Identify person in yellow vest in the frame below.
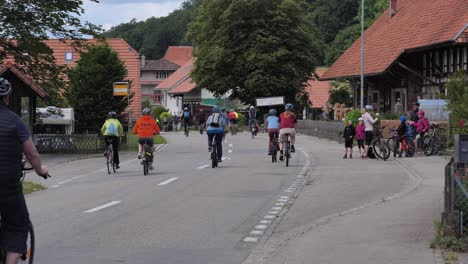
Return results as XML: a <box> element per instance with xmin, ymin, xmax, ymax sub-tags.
<box><xmin>101</xmin><ymin>111</ymin><xmax>124</xmax><ymax>169</ymax></box>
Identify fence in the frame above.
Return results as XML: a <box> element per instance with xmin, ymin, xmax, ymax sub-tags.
<box><xmin>297</xmin><ymin>120</ymin><xmax>343</xmax><ymax>143</ymax></box>
<box><xmin>444</xmin><ymin>158</ymin><xmax>468</xmax><ymax>235</ymax></box>
<box><xmin>34</xmin><ymin>134</ymin><xmax>105</xmax><ymax>154</ymax></box>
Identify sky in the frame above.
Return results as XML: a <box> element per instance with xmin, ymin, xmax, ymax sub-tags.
<box><xmin>81</xmin><ymin>0</ymin><xmax>186</xmax><ymax>31</ymax></box>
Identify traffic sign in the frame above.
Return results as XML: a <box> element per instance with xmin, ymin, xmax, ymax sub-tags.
<box><xmin>256</xmin><ymin>96</ymin><xmax>285</xmax><ymax>107</ymax></box>
<box><xmin>113</xmin><ymin>82</ymin><xmax>129</xmax><ymax>96</ymax></box>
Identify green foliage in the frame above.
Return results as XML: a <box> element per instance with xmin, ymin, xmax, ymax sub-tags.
<box><xmin>237</xmin><ymin>113</ymin><xmax>246</xmax><ymax>128</ymax></box>
<box><xmin>23</xmin><ymin>181</ymin><xmax>47</xmax><ymax>195</ymax></box>
<box><xmin>431</xmin><ymin>220</ymin><xmax>468</xmax><ymax>253</ymax></box>
<box><xmin>160</xmin><ymin>111</ymin><xmax>173</xmax><ymax>121</ymax></box>
<box><xmin>189</xmin><ymin>0</ymin><xmax>323</xmax><ymax>105</ymax></box>
<box><xmin>330</xmin><ymin>80</ymin><xmax>353</xmax><ymax>107</ymax></box>
<box><xmin>125</xmin><ymin>134</ymin><xmax>166</xmax><ymax>151</ymax></box>
<box><xmin>141</xmin><ymin>99</ymin><xmax>151</xmax><ymax>110</ymax></box>
<box><xmin>66</xmin><ymin>44</ymin><xmax>128</xmax><ymax>133</ymax></box>
<box><xmin>446</xmin><ymin>72</ymin><xmax>468</xmax><ymax>120</ymax></box>
<box><xmin>152</xmin><ymin>106</ymin><xmax>169</xmax><ymax>120</ymax></box>
<box><xmin>346</xmin><ymin>109</ymin><xmax>362</xmax><ymax>125</ymax></box>
<box><xmin>0</xmin><ymin>0</ymin><xmax>102</xmax><ymax>106</ymax></box>
<box><xmin>103</xmin><ymin>0</ymin><xmax>202</xmax><ymax>59</ymax></box>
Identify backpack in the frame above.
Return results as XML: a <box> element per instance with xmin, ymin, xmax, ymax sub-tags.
<box><xmin>210</xmin><ymin>113</ymin><xmax>221</xmax><ymax>128</ymax></box>
<box><xmin>183</xmin><ymin>111</ymin><xmax>190</xmax><ymax>119</ymax></box>
<box><xmin>229</xmin><ymin>112</ymin><xmax>237</xmax><ymax>120</ymax></box>
<box><xmin>406</xmin><ymin>123</ymin><xmax>414</xmax><ymax>138</ymax></box>
<box><xmin>106</xmin><ymin>121</ymin><xmax>118</xmax><ymax>136</ymax></box>
<box><xmin>368</xmin><ymin>147</ymin><xmax>376</xmax><ymax>159</ymax></box>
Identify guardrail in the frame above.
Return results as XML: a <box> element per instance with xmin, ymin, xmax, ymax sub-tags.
<box><xmin>297</xmin><ymin>120</ymin><xmax>343</xmax><ymax>143</ymax></box>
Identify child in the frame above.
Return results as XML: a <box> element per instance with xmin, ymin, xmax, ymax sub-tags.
<box><xmin>355</xmin><ymin>117</ymin><xmax>365</xmax><ymax>158</ymax></box>
<box><xmin>396</xmin><ymin>115</ymin><xmax>408</xmax><ymax>157</ymax></box>
<box><xmin>343</xmin><ymin>119</ymin><xmax>356</xmax><ymax>159</ymax></box>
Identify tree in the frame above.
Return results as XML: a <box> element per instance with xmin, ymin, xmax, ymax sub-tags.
<box><xmin>446</xmin><ymin>71</ymin><xmax>468</xmax><ymax>120</ymax></box>
<box><xmin>188</xmin><ymin>0</ymin><xmax>323</xmax><ymax>105</ymax></box>
<box><xmin>0</xmin><ymin>0</ymin><xmax>102</xmax><ymax>104</ymax></box>
<box><xmin>329</xmin><ymin>80</ymin><xmax>353</xmax><ymax>107</ymax></box>
<box><xmin>66</xmin><ymin>44</ymin><xmax>128</xmax><ymax>133</ymax></box>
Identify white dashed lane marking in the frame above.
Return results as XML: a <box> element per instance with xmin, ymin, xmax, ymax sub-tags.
<box><xmin>198</xmin><ymin>165</ymin><xmax>210</xmax><ymax>169</ymax></box>
<box><xmin>158</xmin><ymin>177</ymin><xmax>178</xmax><ymax>186</ymax></box>
<box><xmin>84</xmin><ymin>201</ymin><xmax>121</xmax><ymax>213</ymax></box>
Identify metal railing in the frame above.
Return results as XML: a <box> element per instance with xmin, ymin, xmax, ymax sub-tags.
<box><xmin>297</xmin><ymin>120</ymin><xmax>343</xmax><ymax>143</ymax></box>
<box><xmin>444</xmin><ymin>158</ymin><xmax>468</xmax><ymax>235</ymax></box>
<box><xmin>34</xmin><ymin>134</ymin><xmax>105</xmax><ymax>154</ymax></box>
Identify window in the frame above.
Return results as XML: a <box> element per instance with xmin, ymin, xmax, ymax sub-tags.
<box><xmin>154</xmin><ymin>71</ymin><xmax>169</xmax><ymax>80</ymax></box>
<box><xmin>65</xmin><ymin>51</ymin><xmax>73</xmax><ymax>62</ymax></box>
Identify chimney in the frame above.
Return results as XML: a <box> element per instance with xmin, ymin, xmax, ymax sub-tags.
<box><xmin>141</xmin><ymin>55</ymin><xmax>146</xmax><ymax>68</ymax></box>
<box><xmin>390</xmin><ymin>0</ymin><xmax>398</xmax><ymax>17</ymax></box>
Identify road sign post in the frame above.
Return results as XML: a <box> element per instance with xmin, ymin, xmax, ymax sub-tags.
<box><xmin>255</xmin><ymin>96</ymin><xmax>285</xmax><ymax>107</ymax></box>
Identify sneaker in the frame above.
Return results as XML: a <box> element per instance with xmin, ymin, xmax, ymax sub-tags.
<box><xmin>268</xmin><ymin>151</ymin><xmax>272</xmax><ymax>156</ymax></box>
<box><xmin>137</xmin><ymin>154</ymin><xmax>142</xmax><ymax>159</ymax></box>
<box><xmin>149</xmin><ymin>164</ymin><xmax>154</xmax><ymax>170</ymax></box>
<box><xmin>279</xmin><ymin>155</ymin><xmax>284</xmax><ymax>161</ymax></box>
<box><xmin>343</xmin><ymin>155</ymin><xmax>347</xmax><ymax>159</ymax></box>
<box><xmin>350</xmin><ymin>154</ymin><xmax>353</xmax><ymax>159</ymax></box>
<box><xmin>291</xmin><ymin>145</ymin><xmax>296</xmax><ymax>153</ymax></box>
<box><xmin>116</xmin><ymin>164</ymin><xmax>120</xmax><ymax>169</ymax></box>
<box><xmin>218</xmin><ymin>158</ymin><xmax>223</xmax><ymax>163</ymax></box>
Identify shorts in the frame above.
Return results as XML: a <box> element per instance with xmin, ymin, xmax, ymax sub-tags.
<box><xmin>0</xmin><ymin>194</ymin><xmax>30</xmax><ymax>254</ymax></box>
<box><xmin>345</xmin><ymin>139</ymin><xmax>353</xmax><ymax>148</ymax></box>
<box><xmin>365</xmin><ymin>131</ymin><xmax>373</xmax><ymax>146</ymax></box>
<box><xmin>229</xmin><ymin>119</ymin><xmax>238</xmax><ymax>125</ymax></box>
<box><xmin>138</xmin><ymin>137</ymin><xmax>154</xmax><ymax>148</ymax></box>
<box><xmin>279</xmin><ymin>128</ymin><xmax>296</xmax><ymax>143</ymax></box>
<box><xmin>357</xmin><ymin>139</ymin><xmax>365</xmax><ymax>149</ymax></box>
<box><xmin>416</xmin><ymin>132</ymin><xmax>425</xmax><ymax>140</ymax></box>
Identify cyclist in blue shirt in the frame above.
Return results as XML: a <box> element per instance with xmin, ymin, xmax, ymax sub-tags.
<box><xmin>207</xmin><ymin>106</ymin><xmax>227</xmax><ymax>162</ymax></box>
<box><xmin>265</xmin><ymin>109</ymin><xmax>280</xmax><ymax>155</ymax></box>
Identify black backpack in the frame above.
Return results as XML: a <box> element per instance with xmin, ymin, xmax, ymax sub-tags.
<box><xmin>210</xmin><ymin>113</ymin><xmax>221</xmax><ymax>127</ymax></box>
<box><xmin>368</xmin><ymin>147</ymin><xmax>376</xmax><ymax>159</ymax></box>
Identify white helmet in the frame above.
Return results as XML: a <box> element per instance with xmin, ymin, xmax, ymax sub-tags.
<box><xmin>365</xmin><ymin>105</ymin><xmax>373</xmax><ymax>111</ymax></box>
<box><xmin>250</xmin><ymin>106</ymin><xmax>254</xmax><ymax>109</ymax></box>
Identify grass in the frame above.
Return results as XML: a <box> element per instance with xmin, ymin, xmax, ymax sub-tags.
<box><xmin>23</xmin><ymin>181</ymin><xmax>47</xmax><ymax>195</ymax></box>
<box><xmin>125</xmin><ymin>134</ymin><xmax>167</xmax><ymax>151</ymax></box>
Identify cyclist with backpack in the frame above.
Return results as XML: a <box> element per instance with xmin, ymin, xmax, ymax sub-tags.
<box><xmin>265</xmin><ymin>109</ymin><xmax>279</xmax><ymax>155</ymax></box>
<box><xmin>101</xmin><ymin>111</ymin><xmax>124</xmax><ymax>169</ymax></box>
<box><xmin>182</xmin><ymin>107</ymin><xmax>191</xmax><ymax>136</ymax></box>
<box><xmin>279</xmin><ymin>104</ymin><xmax>297</xmax><ymax>161</ymax></box>
<box><xmin>132</xmin><ymin>108</ymin><xmax>160</xmax><ymax>170</ymax></box>
<box><xmin>207</xmin><ymin>106</ymin><xmax>227</xmax><ymax>162</ymax></box>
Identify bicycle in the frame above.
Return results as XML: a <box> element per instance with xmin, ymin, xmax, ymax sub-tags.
<box><xmin>423</xmin><ymin>123</ymin><xmax>441</xmax><ymax>156</ymax></box>
<box><xmin>0</xmin><ymin>161</ymin><xmax>50</xmax><ymax>264</ymax></box>
<box><xmin>387</xmin><ymin>128</ymin><xmax>415</xmax><ymax>158</ymax></box>
<box><xmin>372</xmin><ymin>126</ymin><xmax>390</xmax><ymax>161</ymax></box>
<box><xmin>104</xmin><ymin>138</ymin><xmax>116</xmax><ymax>174</ymax></box>
<box><xmin>283</xmin><ymin>134</ymin><xmax>292</xmax><ymax>167</ymax></box>
<box><xmin>210</xmin><ymin>137</ymin><xmax>218</xmax><ymax>168</ymax></box>
<box><xmin>270</xmin><ymin>133</ymin><xmax>279</xmax><ymax>163</ymax></box>
<box><xmin>141</xmin><ymin>140</ymin><xmax>154</xmax><ymax>176</ymax></box>
<box><xmin>184</xmin><ymin>122</ymin><xmax>190</xmax><ymax>137</ymax></box>
<box><xmin>230</xmin><ymin>122</ymin><xmax>238</xmax><ymax>136</ymax></box>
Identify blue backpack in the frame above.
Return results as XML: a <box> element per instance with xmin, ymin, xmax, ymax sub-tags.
<box><xmin>183</xmin><ymin>111</ymin><xmax>190</xmax><ymax>119</ymax></box>
<box><xmin>406</xmin><ymin>123</ymin><xmax>414</xmax><ymax>138</ymax></box>
<box><xmin>106</xmin><ymin>122</ymin><xmax>118</xmax><ymax>136</ymax></box>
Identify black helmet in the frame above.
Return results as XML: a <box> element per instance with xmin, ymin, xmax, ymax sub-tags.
<box><xmin>0</xmin><ymin>78</ymin><xmax>12</xmax><ymax>97</ymax></box>
<box><xmin>108</xmin><ymin>111</ymin><xmax>117</xmax><ymax>118</ymax></box>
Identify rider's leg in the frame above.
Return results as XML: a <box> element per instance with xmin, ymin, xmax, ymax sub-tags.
<box><xmin>112</xmin><ymin>137</ymin><xmax>120</xmax><ymax>167</ymax></box>
<box><xmin>138</xmin><ymin>143</ymin><xmax>143</xmax><ymax>159</ymax></box>
<box><xmin>207</xmin><ymin>132</ymin><xmax>214</xmax><ymax>152</ymax></box>
<box><xmin>215</xmin><ymin>133</ymin><xmax>223</xmax><ymax>160</ymax></box>
<box><xmin>6</xmin><ymin>252</ymin><xmax>21</xmax><ymax>264</ymax></box>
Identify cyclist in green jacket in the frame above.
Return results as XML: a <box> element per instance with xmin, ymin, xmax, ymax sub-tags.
<box><xmin>101</xmin><ymin>112</ymin><xmax>124</xmax><ymax>169</ymax></box>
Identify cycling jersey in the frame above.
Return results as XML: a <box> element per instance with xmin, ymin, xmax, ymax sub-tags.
<box><xmin>133</xmin><ymin>116</ymin><xmax>160</xmax><ymax>138</ymax></box>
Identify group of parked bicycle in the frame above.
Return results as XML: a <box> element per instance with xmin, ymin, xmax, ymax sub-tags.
<box><xmin>342</xmin><ymin>102</ymin><xmax>440</xmax><ymax>161</ymax></box>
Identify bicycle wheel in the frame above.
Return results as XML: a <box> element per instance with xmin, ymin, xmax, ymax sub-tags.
<box><xmin>431</xmin><ymin>136</ymin><xmax>441</xmax><ymax>155</ymax></box>
<box><xmin>271</xmin><ymin>142</ymin><xmax>277</xmax><ymax>163</ymax></box>
<box><xmin>211</xmin><ymin>149</ymin><xmax>217</xmax><ymax>168</ymax></box>
<box><xmin>285</xmin><ymin>141</ymin><xmax>290</xmax><ymax>167</ymax></box>
<box><xmin>143</xmin><ymin>159</ymin><xmax>149</xmax><ymax>176</ymax></box>
<box><xmin>20</xmin><ymin>223</ymin><xmax>35</xmax><ymax>264</ymax></box>
<box><xmin>423</xmin><ymin>136</ymin><xmax>433</xmax><ymax>156</ymax></box>
<box><xmin>106</xmin><ymin>149</ymin><xmax>112</xmax><ymax>174</ymax></box>
<box><xmin>406</xmin><ymin>140</ymin><xmax>415</xmax><ymax>157</ymax></box>
<box><xmin>387</xmin><ymin>138</ymin><xmax>398</xmax><ymax>158</ymax></box>
<box><xmin>373</xmin><ymin>140</ymin><xmax>390</xmax><ymax>161</ymax></box>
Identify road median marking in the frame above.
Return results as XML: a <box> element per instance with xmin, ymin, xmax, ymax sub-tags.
<box><xmin>198</xmin><ymin>165</ymin><xmax>210</xmax><ymax>169</ymax></box>
<box><xmin>158</xmin><ymin>177</ymin><xmax>178</xmax><ymax>186</ymax></box>
<box><xmin>84</xmin><ymin>201</ymin><xmax>121</xmax><ymax>213</ymax></box>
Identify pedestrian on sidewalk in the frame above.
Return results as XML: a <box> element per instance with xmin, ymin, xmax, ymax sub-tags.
<box><xmin>356</xmin><ymin>117</ymin><xmax>365</xmax><ymax>158</ymax></box>
<box><xmin>362</xmin><ymin>105</ymin><xmax>379</xmax><ymax>159</ymax></box>
<box><xmin>343</xmin><ymin>119</ymin><xmax>356</xmax><ymax>159</ymax></box>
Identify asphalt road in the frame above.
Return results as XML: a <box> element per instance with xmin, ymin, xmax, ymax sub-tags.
<box><xmin>26</xmin><ymin>131</ymin><xmax>308</xmax><ymax>264</ymax></box>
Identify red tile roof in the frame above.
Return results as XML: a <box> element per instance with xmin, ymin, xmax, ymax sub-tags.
<box><xmin>163</xmin><ymin>46</ymin><xmax>193</xmax><ymax>66</ymax></box>
<box><xmin>159</xmin><ymin>59</ymin><xmax>197</xmax><ymax>94</ymax></box>
<box><xmin>141</xmin><ymin>58</ymin><xmax>180</xmax><ymax>71</ymax></box>
<box><xmin>305</xmin><ymin>69</ymin><xmax>331</xmax><ymax>108</ymax></box>
<box><xmin>0</xmin><ymin>62</ymin><xmax>48</xmax><ymax>99</ymax></box>
<box><xmin>322</xmin><ymin>0</ymin><xmax>468</xmax><ymax>80</ymax></box>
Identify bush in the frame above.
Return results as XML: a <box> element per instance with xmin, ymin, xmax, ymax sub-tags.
<box><xmin>152</xmin><ymin>106</ymin><xmax>168</xmax><ymax>121</ymax></box>
<box><xmin>160</xmin><ymin>111</ymin><xmax>173</xmax><ymax>121</ymax></box>
<box><xmin>237</xmin><ymin>113</ymin><xmax>246</xmax><ymax>128</ymax></box>
<box><xmin>345</xmin><ymin>109</ymin><xmax>362</xmax><ymax>125</ymax></box>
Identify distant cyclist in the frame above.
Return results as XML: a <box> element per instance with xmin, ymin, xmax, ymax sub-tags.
<box><xmin>207</xmin><ymin>106</ymin><xmax>227</xmax><ymax>162</ymax></box>
<box><xmin>279</xmin><ymin>104</ymin><xmax>297</xmax><ymax>161</ymax></box>
<box><xmin>198</xmin><ymin>109</ymin><xmax>206</xmax><ymax>135</ymax></box>
<box><xmin>133</xmin><ymin>108</ymin><xmax>160</xmax><ymax>170</ymax></box>
<box><xmin>248</xmin><ymin>105</ymin><xmax>257</xmax><ymax>131</ymax></box>
<box><xmin>221</xmin><ymin>109</ymin><xmax>229</xmax><ymax>141</ymax></box>
<box><xmin>101</xmin><ymin>111</ymin><xmax>124</xmax><ymax>169</ymax></box>
<box><xmin>182</xmin><ymin>107</ymin><xmax>191</xmax><ymax>136</ymax></box>
<box><xmin>0</xmin><ymin>77</ymin><xmax>49</xmax><ymax>264</ymax></box>
<box><xmin>265</xmin><ymin>109</ymin><xmax>279</xmax><ymax>155</ymax></box>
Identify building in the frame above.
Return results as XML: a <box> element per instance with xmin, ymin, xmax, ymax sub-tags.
<box><xmin>305</xmin><ymin>69</ymin><xmax>331</xmax><ymax>110</ymax></box>
<box><xmin>322</xmin><ymin>0</ymin><xmax>468</xmax><ymax>113</ymax></box>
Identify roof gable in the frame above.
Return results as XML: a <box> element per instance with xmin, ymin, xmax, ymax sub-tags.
<box><xmin>305</xmin><ymin>69</ymin><xmax>331</xmax><ymax>108</ymax></box>
<box><xmin>322</xmin><ymin>0</ymin><xmax>468</xmax><ymax>80</ymax></box>
<box><xmin>141</xmin><ymin>58</ymin><xmax>180</xmax><ymax>71</ymax></box>
<box><xmin>163</xmin><ymin>46</ymin><xmax>193</xmax><ymax>66</ymax></box>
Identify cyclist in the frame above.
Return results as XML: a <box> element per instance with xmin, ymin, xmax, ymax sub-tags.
<box><xmin>413</xmin><ymin>110</ymin><xmax>429</xmax><ymax>155</ymax></box>
<box><xmin>362</xmin><ymin>105</ymin><xmax>379</xmax><ymax>159</ymax></box>
<box><xmin>228</xmin><ymin>109</ymin><xmax>238</xmax><ymax>135</ymax></box>
<box><xmin>265</xmin><ymin>109</ymin><xmax>279</xmax><ymax>155</ymax></box>
<box><xmin>207</xmin><ymin>106</ymin><xmax>227</xmax><ymax>162</ymax></box>
<box><xmin>248</xmin><ymin>105</ymin><xmax>257</xmax><ymax>131</ymax></box>
<box><xmin>132</xmin><ymin>108</ymin><xmax>160</xmax><ymax>170</ymax></box>
<box><xmin>279</xmin><ymin>104</ymin><xmax>297</xmax><ymax>161</ymax></box>
<box><xmin>197</xmin><ymin>109</ymin><xmax>206</xmax><ymax>135</ymax></box>
<box><xmin>101</xmin><ymin>111</ymin><xmax>124</xmax><ymax>169</ymax></box>
<box><xmin>0</xmin><ymin>77</ymin><xmax>48</xmax><ymax>264</ymax></box>
<box><xmin>221</xmin><ymin>109</ymin><xmax>229</xmax><ymax>141</ymax></box>
<box><xmin>182</xmin><ymin>107</ymin><xmax>191</xmax><ymax>136</ymax></box>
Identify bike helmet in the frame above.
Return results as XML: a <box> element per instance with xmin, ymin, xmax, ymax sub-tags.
<box><xmin>285</xmin><ymin>103</ymin><xmax>294</xmax><ymax>111</ymax></box>
<box><xmin>400</xmin><ymin>115</ymin><xmax>407</xmax><ymax>122</ymax></box>
<box><xmin>418</xmin><ymin>110</ymin><xmax>425</xmax><ymax>116</ymax></box>
<box><xmin>212</xmin><ymin>106</ymin><xmax>220</xmax><ymax>113</ymax></box>
<box><xmin>108</xmin><ymin>111</ymin><xmax>117</xmax><ymax>118</ymax></box>
<box><xmin>250</xmin><ymin>106</ymin><xmax>255</xmax><ymax>109</ymax></box>
<box><xmin>0</xmin><ymin>77</ymin><xmax>12</xmax><ymax>97</ymax></box>
<box><xmin>268</xmin><ymin>109</ymin><xmax>277</xmax><ymax>116</ymax></box>
<box><xmin>142</xmin><ymin>108</ymin><xmax>151</xmax><ymax>115</ymax></box>
<box><xmin>358</xmin><ymin>117</ymin><xmax>364</xmax><ymax>121</ymax></box>
<box><xmin>184</xmin><ymin>107</ymin><xmax>189</xmax><ymax>111</ymax></box>
<box><xmin>365</xmin><ymin>105</ymin><xmax>373</xmax><ymax>111</ymax></box>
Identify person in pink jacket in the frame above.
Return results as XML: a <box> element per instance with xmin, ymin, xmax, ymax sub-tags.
<box><xmin>355</xmin><ymin>117</ymin><xmax>366</xmax><ymax>158</ymax></box>
<box><xmin>412</xmin><ymin>110</ymin><xmax>429</xmax><ymax>154</ymax></box>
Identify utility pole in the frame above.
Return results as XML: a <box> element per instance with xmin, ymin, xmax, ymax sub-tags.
<box><xmin>360</xmin><ymin>0</ymin><xmax>365</xmax><ymax>110</ymax></box>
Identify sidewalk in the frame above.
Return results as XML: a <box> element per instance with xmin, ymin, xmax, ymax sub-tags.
<box><xmin>245</xmin><ymin>135</ymin><xmax>448</xmax><ymax>264</ymax></box>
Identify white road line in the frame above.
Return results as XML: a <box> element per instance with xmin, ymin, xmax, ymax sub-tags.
<box><xmin>228</xmin><ymin>150</ymin><xmax>233</xmax><ymax>153</ymax></box>
<box><xmin>268</xmin><ymin>211</ymin><xmax>280</xmax><ymax>215</ymax></box>
<box><xmin>229</xmin><ymin>144</ymin><xmax>233</xmax><ymax>147</ymax></box>
<box><xmin>275</xmin><ymin>202</ymin><xmax>285</xmax><ymax>206</ymax></box>
<box><xmin>280</xmin><ymin>196</ymin><xmax>289</xmax><ymax>199</ymax></box>
<box><xmin>264</xmin><ymin>215</ymin><xmax>276</xmax><ymax>219</ymax></box>
<box><xmin>51</xmin><ymin>185</ymin><xmax>60</xmax><ymax>188</ymax></box>
<box><xmin>243</xmin><ymin>237</ymin><xmax>258</xmax><ymax>243</ymax></box>
<box><xmin>158</xmin><ymin>177</ymin><xmax>178</xmax><ymax>186</ymax></box>
<box><xmin>222</xmin><ymin>157</ymin><xmax>228</xmax><ymax>161</ymax></box>
<box><xmin>198</xmin><ymin>165</ymin><xmax>209</xmax><ymax>169</ymax></box>
<box><xmin>272</xmin><ymin>207</ymin><xmax>282</xmax><ymax>210</ymax></box>
<box><xmin>255</xmin><ymin>225</ymin><xmax>268</xmax><ymax>229</ymax></box>
<box><xmin>84</xmin><ymin>201</ymin><xmax>121</xmax><ymax>213</ymax></box>
<box><xmin>260</xmin><ymin>220</ymin><xmax>272</xmax><ymax>224</ymax></box>
<box><xmin>58</xmin><ymin>181</ymin><xmax>66</xmax><ymax>185</ymax></box>
<box><xmin>250</xmin><ymin>230</ymin><xmax>264</xmax><ymax>235</ymax></box>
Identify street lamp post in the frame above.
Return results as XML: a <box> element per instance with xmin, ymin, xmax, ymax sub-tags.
<box><xmin>360</xmin><ymin>0</ymin><xmax>365</xmax><ymax>110</ymax></box>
